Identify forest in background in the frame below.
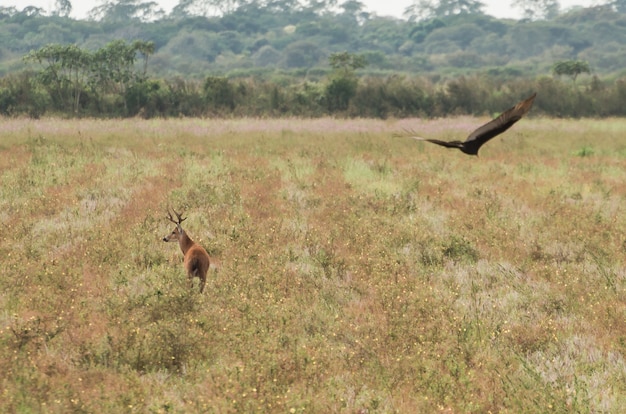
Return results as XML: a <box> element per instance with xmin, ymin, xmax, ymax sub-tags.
<box><xmin>1</xmin><ymin>1</ymin><xmax>626</xmax><ymax>118</ymax></box>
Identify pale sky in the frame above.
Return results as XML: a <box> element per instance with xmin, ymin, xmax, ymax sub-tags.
<box><xmin>4</xmin><ymin>0</ymin><xmax>599</xmax><ymax>20</ymax></box>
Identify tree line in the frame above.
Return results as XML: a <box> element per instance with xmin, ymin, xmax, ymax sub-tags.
<box><xmin>2</xmin><ymin>2</ymin><xmax>626</xmax><ymax>81</ymax></box>
<box><xmin>1</xmin><ymin>40</ymin><xmax>625</xmax><ymax>119</ymax></box>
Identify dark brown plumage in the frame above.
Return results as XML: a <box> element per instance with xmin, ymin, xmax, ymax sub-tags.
<box><xmin>405</xmin><ymin>93</ymin><xmax>536</xmax><ymax>156</ymax></box>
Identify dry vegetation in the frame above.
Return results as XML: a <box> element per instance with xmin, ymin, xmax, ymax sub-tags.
<box><xmin>1</xmin><ymin>116</ymin><xmax>625</xmax><ymax>413</ymax></box>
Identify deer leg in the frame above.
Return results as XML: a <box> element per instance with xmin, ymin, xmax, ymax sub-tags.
<box><xmin>188</xmin><ymin>267</ymin><xmax>202</xmax><ymax>292</ymax></box>
<box><xmin>199</xmin><ymin>275</ymin><xmax>206</xmax><ymax>293</ymax></box>
<box><xmin>187</xmin><ymin>273</ymin><xmax>194</xmax><ymax>291</ymax></box>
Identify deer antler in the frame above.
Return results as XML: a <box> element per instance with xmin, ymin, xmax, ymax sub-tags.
<box><xmin>166</xmin><ymin>208</ymin><xmax>187</xmax><ymax>225</ymax></box>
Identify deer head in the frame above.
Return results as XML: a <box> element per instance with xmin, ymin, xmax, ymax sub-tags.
<box><xmin>163</xmin><ymin>208</ymin><xmax>187</xmax><ymax>242</ymax></box>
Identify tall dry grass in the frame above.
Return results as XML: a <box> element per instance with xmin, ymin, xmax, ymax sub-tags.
<box><xmin>0</xmin><ymin>116</ymin><xmax>625</xmax><ymax>412</ymax></box>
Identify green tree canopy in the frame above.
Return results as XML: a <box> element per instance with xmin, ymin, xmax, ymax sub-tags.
<box><xmin>552</xmin><ymin>59</ymin><xmax>590</xmax><ymax>82</ymax></box>
<box><xmin>88</xmin><ymin>0</ymin><xmax>164</xmax><ymax>22</ymax></box>
<box><xmin>53</xmin><ymin>0</ymin><xmax>72</xmax><ymax>17</ymax></box>
<box><xmin>404</xmin><ymin>0</ymin><xmax>485</xmax><ymax>21</ymax></box>
<box><xmin>511</xmin><ymin>0</ymin><xmax>560</xmax><ymax>20</ymax></box>
<box><xmin>24</xmin><ymin>43</ymin><xmax>90</xmax><ymax>112</ymax></box>
<box><xmin>328</xmin><ymin>51</ymin><xmax>367</xmax><ymax>72</ymax></box>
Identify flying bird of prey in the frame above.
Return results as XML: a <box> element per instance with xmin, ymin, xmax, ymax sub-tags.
<box><xmin>403</xmin><ymin>93</ymin><xmax>536</xmax><ymax>156</ymax></box>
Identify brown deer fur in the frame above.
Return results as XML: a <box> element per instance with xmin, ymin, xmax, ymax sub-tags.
<box><xmin>163</xmin><ymin>210</ymin><xmax>210</xmax><ymax>293</ymax></box>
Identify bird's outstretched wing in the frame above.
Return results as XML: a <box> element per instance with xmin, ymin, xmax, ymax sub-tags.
<box><xmin>462</xmin><ymin>93</ymin><xmax>537</xmax><ymax>154</ymax></box>
<box><xmin>409</xmin><ymin>136</ymin><xmax>464</xmax><ymax>149</ymax></box>
<box><xmin>397</xmin><ymin>92</ymin><xmax>536</xmax><ymax>156</ymax></box>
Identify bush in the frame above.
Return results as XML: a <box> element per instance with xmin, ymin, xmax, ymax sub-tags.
<box><xmin>0</xmin><ymin>71</ymin><xmax>49</xmax><ymax>117</ymax></box>
<box><xmin>325</xmin><ymin>75</ymin><xmax>358</xmax><ymax>112</ymax></box>
<box><xmin>203</xmin><ymin>76</ymin><xmax>235</xmax><ymax>112</ymax></box>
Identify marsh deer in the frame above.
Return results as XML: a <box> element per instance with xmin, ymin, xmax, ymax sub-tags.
<box><xmin>163</xmin><ymin>209</ymin><xmax>210</xmax><ymax>293</ymax></box>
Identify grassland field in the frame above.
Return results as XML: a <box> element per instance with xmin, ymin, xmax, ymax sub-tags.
<box><xmin>0</xmin><ymin>116</ymin><xmax>625</xmax><ymax>413</ymax></box>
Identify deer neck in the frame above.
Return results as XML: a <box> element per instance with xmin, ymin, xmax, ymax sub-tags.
<box><xmin>178</xmin><ymin>229</ymin><xmax>195</xmax><ymax>254</ymax></box>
